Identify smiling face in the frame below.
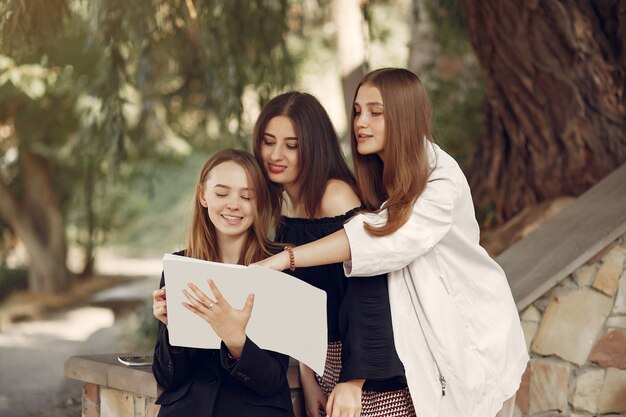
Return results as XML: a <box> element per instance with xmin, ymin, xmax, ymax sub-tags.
<box><xmin>353</xmin><ymin>84</ymin><xmax>386</xmax><ymax>159</ymax></box>
<box><xmin>199</xmin><ymin>160</ymin><xmax>254</xmax><ymax>240</ymax></box>
<box><xmin>259</xmin><ymin>116</ymin><xmax>300</xmax><ymax>186</ymax></box>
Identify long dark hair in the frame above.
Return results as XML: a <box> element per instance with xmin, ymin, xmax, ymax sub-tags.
<box><xmin>186</xmin><ymin>149</ymin><xmax>279</xmax><ymax>264</ymax></box>
<box><xmin>253</xmin><ymin>91</ymin><xmax>357</xmax><ymax>219</ymax></box>
<box><xmin>351</xmin><ymin>68</ymin><xmax>433</xmax><ymax>236</ymax></box>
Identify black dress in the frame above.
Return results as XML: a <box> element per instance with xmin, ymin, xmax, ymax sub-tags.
<box><xmin>275</xmin><ymin>208</ymin><xmax>416</xmax><ymax>416</ymax></box>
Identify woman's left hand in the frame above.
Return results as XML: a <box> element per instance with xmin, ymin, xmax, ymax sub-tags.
<box><xmin>326</xmin><ymin>380</ymin><xmax>364</xmax><ymax>417</ymax></box>
<box><xmin>182</xmin><ymin>279</ymin><xmax>254</xmax><ymax>357</ymax></box>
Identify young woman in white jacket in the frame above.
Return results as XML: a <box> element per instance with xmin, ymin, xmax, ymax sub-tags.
<box><xmin>256</xmin><ymin>68</ymin><xmax>529</xmax><ymax>417</ymax></box>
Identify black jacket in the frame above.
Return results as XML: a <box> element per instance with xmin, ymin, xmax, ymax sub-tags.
<box><xmin>152</xmin><ymin>271</ymin><xmax>295</xmax><ymax>417</ymax></box>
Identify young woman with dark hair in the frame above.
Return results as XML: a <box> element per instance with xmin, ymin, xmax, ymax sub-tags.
<box><xmin>253</xmin><ymin>91</ymin><xmax>415</xmax><ymax>417</ymax></box>
<box><xmin>151</xmin><ymin>149</ymin><xmax>294</xmax><ymax>417</ymax></box>
<box><xmin>256</xmin><ymin>69</ymin><xmax>529</xmax><ymax>417</ymax></box>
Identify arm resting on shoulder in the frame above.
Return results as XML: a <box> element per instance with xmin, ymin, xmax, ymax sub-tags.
<box><xmin>256</xmin><ymin>166</ymin><xmax>458</xmax><ymax>274</ymax></box>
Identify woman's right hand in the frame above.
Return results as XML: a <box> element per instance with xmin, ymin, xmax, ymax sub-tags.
<box><xmin>252</xmin><ymin>251</ymin><xmax>290</xmax><ymax>271</ymax></box>
<box><xmin>152</xmin><ymin>287</ymin><xmax>168</xmax><ymax>325</ymax></box>
<box><xmin>299</xmin><ymin>363</ymin><xmax>327</xmax><ymax>417</ymax></box>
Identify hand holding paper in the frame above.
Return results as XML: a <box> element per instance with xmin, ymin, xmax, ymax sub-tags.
<box><xmin>163</xmin><ymin>254</ymin><xmax>327</xmax><ymax>375</ymax></box>
<box><xmin>182</xmin><ymin>280</ymin><xmax>253</xmax><ymax>357</ymax></box>
<box><xmin>152</xmin><ymin>287</ymin><xmax>168</xmax><ymax>325</ymax></box>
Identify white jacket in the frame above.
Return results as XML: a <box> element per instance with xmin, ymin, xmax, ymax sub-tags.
<box><xmin>343</xmin><ymin>142</ymin><xmax>528</xmax><ymax>417</ymax></box>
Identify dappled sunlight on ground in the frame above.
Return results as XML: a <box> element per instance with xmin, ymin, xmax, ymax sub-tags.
<box><xmin>0</xmin><ymin>307</ymin><xmax>115</xmax><ymax>347</ymax></box>
<box><xmin>95</xmin><ymin>251</ymin><xmax>163</xmax><ymax>277</ymax></box>
<box><xmin>0</xmin><ymin>255</ymin><xmax>159</xmax><ymax>417</ymax></box>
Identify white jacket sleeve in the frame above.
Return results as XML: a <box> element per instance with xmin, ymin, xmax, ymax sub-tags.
<box><xmin>343</xmin><ymin>163</ymin><xmax>459</xmax><ymax>276</ymax></box>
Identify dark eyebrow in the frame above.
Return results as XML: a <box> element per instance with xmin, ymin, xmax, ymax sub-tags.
<box><xmin>262</xmin><ymin>132</ymin><xmax>298</xmax><ymax>141</ymax></box>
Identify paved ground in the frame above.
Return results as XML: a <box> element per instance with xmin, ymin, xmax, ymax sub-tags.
<box><xmin>0</xmin><ymin>257</ymin><xmax>161</xmax><ymax>417</ymax></box>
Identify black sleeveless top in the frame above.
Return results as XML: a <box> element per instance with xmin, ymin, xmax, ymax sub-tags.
<box><xmin>275</xmin><ymin>208</ymin><xmax>407</xmax><ymax>391</ymax></box>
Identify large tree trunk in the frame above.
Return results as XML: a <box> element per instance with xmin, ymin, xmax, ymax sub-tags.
<box><xmin>333</xmin><ymin>0</ymin><xmax>368</xmax><ymax>123</ymax></box>
<box><xmin>0</xmin><ymin>147</ymin><xmax>71</xmax><ymax>293</ymax></box>
<box><xmin>459</xmin><ymin>0</ymin><xmax>626</xmax><ymax>223</ymax></box>
<box><xmin>407</xmin><ymin>0</ymin><xmax>438</xmax><ymax>75</ymax></box>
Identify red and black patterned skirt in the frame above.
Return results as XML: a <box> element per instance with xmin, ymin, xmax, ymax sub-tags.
<box><xmin>316</xmin><ymin>341</ymin><xmax>416</xmax><ymax>417</ymax></box>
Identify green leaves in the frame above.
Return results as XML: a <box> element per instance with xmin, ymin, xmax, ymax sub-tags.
<box><xmin>0</xmin><ymin>0</ymin><xmax>296</xmax><ymax>271</ymax></box>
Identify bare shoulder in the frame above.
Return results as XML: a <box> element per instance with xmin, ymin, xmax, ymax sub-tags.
<box><xmin>319</xmin><ymin>179</ymin><xmax>362</xmax><ymax>217</ymax></box>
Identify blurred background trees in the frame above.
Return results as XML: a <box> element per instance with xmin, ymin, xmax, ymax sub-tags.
<box><xmin>0</xmin><ymin>0</ymin><xmax>295</xmax><ymax>293</ymax></box>
<box><xmin>0</xmin><ymin>0</ymin><xmax>624</xmax><ymax>295</ymax></box>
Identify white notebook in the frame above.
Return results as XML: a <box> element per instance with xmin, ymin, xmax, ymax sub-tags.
<box><xmin>163</xmin><ymin>253</ymin><xmax>327</xmax><ymax>375</ymax></box>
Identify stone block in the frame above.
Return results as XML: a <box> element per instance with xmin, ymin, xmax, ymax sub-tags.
<box><xmin>101</xmin><ymin>388</ymin><xmax>134</xmax><ymax>417</ymax></box>
<box><xmin>108</xmin><ymin>365</ymin><xmax>158</xmax><ymax>398</ymax></box>
<box><xmin>528</xmin><ymin>360</ymin><xmax>570</xmax><ymax>414</ymax></box>
<box><xmin>597</xmin><ymin>368</ymin><xmax>626</xmax><ymax>414</ymax></box>
<box><xmin>134</xmin><ymin>394</ymin><xmax>147</xmax><ymax>417</ymax></box>
<box><xmin>146</xmin><ymin>403</ymin><xmax>160</xmax><ymax>417</ymax></box>
<box><xmin>614</xmin><ymin>273</ymin><xmax>626</xmax><ymax>315</ymax></box>
<box><xmin>521</xmin><ymin>305</ymin><xmax>541</xmax><ymax>322</ymax></box>
<box><xmin>588</xmin><ymin>329</ymin><xmax>626</xmax><ymax>369</ymax></box>
<box><xmin>607</xmin><ymin>315</ymin><xmax>626</xmax><ymax>328</ymax></box>
<box><xmin>82</xmin><ymin>401</ymin><xmax>99</xmax><ymax>417</ymax></box>
<box><xmin>515</xmin><ymin>365</ymin><xmax>530</xmax><ymax>415</ymax></box>
<box><xmin>587</xmin><ymin>241</ymin><xmax>618</xmax><ymax>266</ymax></box>
<box><xmin>592</xmin><ymin>247</ymin><xmax>626</xmax><ymax>297</ymax></box>
<box><xmin>84</xmin><ymin>383</ymin><xmax>99</xmax><ymax>405</ymax></box>
<box><xmin>573</xmin><ymin>264</ymin><xmax>597</xmax><ymax>287</ymax></box>
<box><xmin>521</xmin><ymin>320</ymin><xmax>539</xmax><ymax>352</ymax></box>
<box><xmin>532</xmin><ymin>289</ymin><xmax>613</xmax><ymax>365</ymax></box>
<box><xmin>82</xmin><ymin>383</ymin><xmax>100</xmax><ymax>417</ymax></box>
<box><xmin>66</xmin><ymin>356</ymin><xmax>110</xmax><ymax>387</ymax></box>
<box><xmin>570</xmin><ymin>368</ymin><xmax>604</xmax><ymax>414</ymax></box>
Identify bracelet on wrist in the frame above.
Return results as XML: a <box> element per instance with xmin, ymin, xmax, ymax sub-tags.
<box><xmin>284</xmin><ymin>246</ymin><xmax>296</xmax><ymax>271</ymax></box>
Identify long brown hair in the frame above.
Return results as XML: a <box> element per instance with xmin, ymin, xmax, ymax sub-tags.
<box><xmin>186</xmin><ymin>149</ymin><xmax>279</xmax><ymax>264</ymax></box>
<box><xmin>351</xmin><ymin>68</ymin><xmax>433</xmax><ymax>236</ymax></box>
<box><xmin>252</xmin><ymin>91</ymin><xmax>357</xmax><ymax>220</ymax></box>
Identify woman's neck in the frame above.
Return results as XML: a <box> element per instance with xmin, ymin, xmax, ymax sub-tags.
<box><xmin>216</xmin><ymin>232</ymin><xmax>247</xmax><ymax>264</ymax></box>
<box><xmin>282</xmin><ymin>183</ymin><xmax>307</xmax><ymax>217</ymax></box>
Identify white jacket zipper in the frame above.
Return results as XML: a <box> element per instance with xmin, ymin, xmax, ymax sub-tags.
<box><xmin>403</xmin><ymin>274</ymin><xmax>447</xmax><ymax>397</ymax></box>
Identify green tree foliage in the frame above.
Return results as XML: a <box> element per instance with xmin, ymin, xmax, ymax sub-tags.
<box><xmin>0</xmin><ymin>0</ymin><xmax>295</xmax><ymax>291</ymax></box>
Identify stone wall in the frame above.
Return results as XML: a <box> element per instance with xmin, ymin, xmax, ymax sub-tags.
<box><xmin>515</xmin><ymin>234</ymin><xmax>626</xmax><ymax>416</ymax></box>
<box><xmin>65</xmin><ymin>354</ymin><xmax>305</xmax><ymax>417</ymax></box>
<box><xmin>81</xmin><ymin>383</ymin><xmax>158</xmax><ymax>417</ymax></box>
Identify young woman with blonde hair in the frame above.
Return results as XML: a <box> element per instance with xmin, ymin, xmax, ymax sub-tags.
<box><xmin>257</xmin><ymin>69</ymin><xmax>528</xmax><ymax>417</ymax></box>
<box><xmin>151</xmin><ymin>149</ymin><xmax>294</xmax><ymax>417</ymax></box>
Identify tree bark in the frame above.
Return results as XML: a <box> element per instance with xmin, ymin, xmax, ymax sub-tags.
<box><xmin>0</xmin><ymin>147</ymin><xmax>71</xmax><ymax>293</ymax></box>
<box><xmin>333</xmin><ymin>0</ymin><xmax>368</xmax><ymax>123</ymax></box>
<box><xmin>459</xmin><ymin>0</ymin><xmax>626</xmax><ymax>222</ymax></box>
<box><xmin>407</xmin><ymin>0</ymin><xmax>438</xmax><ymax>75</ymax></box>
<box><xmin>81</xmin><ymin>156</ymin><xmax>96</xmax><ymax>277</ymax></box>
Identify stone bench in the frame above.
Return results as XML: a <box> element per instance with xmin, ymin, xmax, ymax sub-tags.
<box><xmin>64</xmin><ymin>354</ymin><xmax>305</xmax><ymax>417</ymax></box>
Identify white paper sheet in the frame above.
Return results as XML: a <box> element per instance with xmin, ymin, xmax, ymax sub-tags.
<box><xmin>163</xmin><ymin>254</ymin><xmax>327</xmax><ymax>375</ymax></box>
